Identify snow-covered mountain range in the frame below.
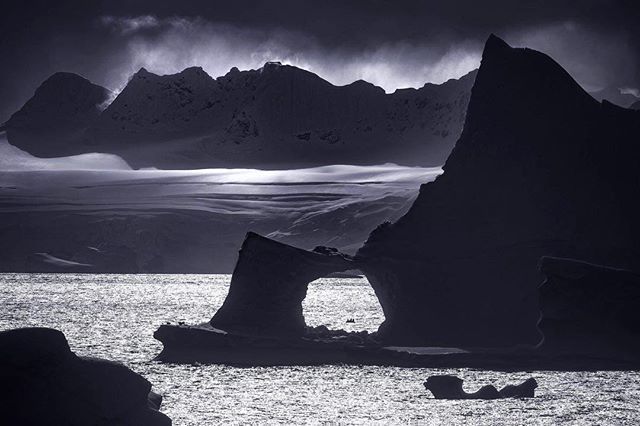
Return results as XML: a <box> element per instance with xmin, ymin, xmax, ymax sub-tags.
<box><xmin>5</xmin><ymin>63</ymin><xmax>477</xmax><ymax>168</ymax></box>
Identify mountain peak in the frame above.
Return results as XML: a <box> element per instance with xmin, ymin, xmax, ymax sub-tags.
<box><xmin>131</xmin><ymin>66</ymin><xmax>212</xmax><ymax>82</ymax></box>
<box><xmin>7</xmin><ymin>60</ymin><xmax>478</xmax><ymax>168</ymax></box>
<box><xmin>45</xmin><ymin>71</ymin><xmax>92</xmax><ymax>83</ymax></box>
<box><xmin>131</xmin><ymin>68</ymin><xmax>154</xmax><ymax>81</ymax></box>
<box><xmin>344</xmin><ymin>79</ymin><xmax>386</xmax><ymax>95</ymax></box>
<box><xmin>11</xmin><ymin>72</ymin><xmax>110</xmax><ymax>118</ymax></box>
<box><xmin>5</xmin><ymin>72</ymin><xmax>111</xmax><ymax>156</ymax></box>
<box><xmin>260</xmin><ymin>61</ymin><xmax>300</xmax><ymax>76</ymax></box>
<box><xmin>180</xmin><ymin>66</ymin><xmax>208</xmax><ymax>76</ymax></box>
<box><xmin>483</xmin><ymin>34</ymin><xmax>511</xmax><ymax>57</ymax></box>
<box><xmin>263</xmin><ymin>61</ymin><xmax>283</xmax><ymax>69</ymax></box>
<box><xmin>462</xmin><ymin>34</ymin><xmax>595</xmax><ymax>145</ymax></box>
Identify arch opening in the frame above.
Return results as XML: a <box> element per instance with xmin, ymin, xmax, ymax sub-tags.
<box><xmin>302</xmin><ymin>270</ymin><xmax>385</xmax><ymax>333</ymax></box>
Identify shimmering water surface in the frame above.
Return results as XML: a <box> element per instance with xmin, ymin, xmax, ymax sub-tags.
<box><xmin>1</xmin><ymin>274</ymin><xmax>639</xmax><ymax>425</ymax></box>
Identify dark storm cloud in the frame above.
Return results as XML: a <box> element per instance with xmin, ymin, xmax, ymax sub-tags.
<box><xmin>1</xmin><ymin>0</ymin><xmax>638</xmax><ymax>123</ymax></box>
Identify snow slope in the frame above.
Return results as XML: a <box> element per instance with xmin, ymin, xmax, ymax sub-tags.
<box><xmin>0</xmin><ymin>132</ymin><xmax>130</xmax><ymax>171</ymax></box>
<box><xmin>0</xmin><ymin>136</ymin><xmax>440</xmax><ymax>272</ymax></box>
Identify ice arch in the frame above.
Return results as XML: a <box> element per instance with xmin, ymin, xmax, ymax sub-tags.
<box><xmin>210</xmin><ymin>232</ymin><xmax>356</xmax><ymax>336</ymax></box>
<box><xmin>302</xmin><ymin>273</ymin><xmax>385</xmax><ymax>333</ymax></box>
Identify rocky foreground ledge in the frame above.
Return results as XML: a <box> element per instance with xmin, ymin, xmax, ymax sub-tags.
<box><xmin>0</xmin><ymin>327</ymin><xmax>171</xmax><ymax>426</ymax></box>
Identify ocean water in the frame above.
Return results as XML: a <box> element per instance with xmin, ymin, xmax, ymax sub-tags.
<box><xmin>1</xmin><ymin>273</ymin><xmax>639</xmax><ymax>425</ymax></box>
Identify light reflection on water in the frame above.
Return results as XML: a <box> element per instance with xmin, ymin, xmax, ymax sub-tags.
<box><xmin>1</xmin><ymin>273</ymin><xmax>639</xmax><ymax>425</ymax></box>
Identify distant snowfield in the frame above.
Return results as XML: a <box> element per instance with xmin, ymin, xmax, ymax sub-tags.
<box><xmin>0</xmin><ymin>133</ymin><xmax>441</xmax><ymax>269</ymax></box>
<box><xmin>0</xmin><ymin>133</ymin><xmax>441</xmax><ymax>216</ymax></box>
<box><xmin>0</xmin><ymin>133</ymin><xmax>131</xmax><ymax>171</ymax></box>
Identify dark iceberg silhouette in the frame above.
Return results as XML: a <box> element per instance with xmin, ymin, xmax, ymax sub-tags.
<box><xmin>0</xmin><ymin>327</ymin><xmax>170</xmax><ymax>425</ymax></box>
<box><xmin>153</xmin><ymin>35</ymin><xmax>640</xmax><ymax>369</ymax></box>
<box><xmin>210</xmin><ymin>232</ymin><xmax>354</xmax><ymax>336</ymax></box>
<box><xmin>539</xmin><ymin>257</ymin><xmax>640</xmax><ymax>360</ymax></box>
<box><xmin>154</xmin><ymin>232</ymin><xmax>640</xmax><ymax>369</ymax></box>
<box><xmin>356</xmin><ymin>34</ymin><xmax>640</xmax><ymax>347</ymax></box>
<box><xmin>424</xmin><ymin>375</ymin><xmax>500</xmax><ymax>399</ymax></box>
<box><xmin>5</xmin><ymin>64</ymin><xmax>476</xmax><ymax>168</ymax></box>
<box><xmin>631</xmin><ymin>100</ymin><xmax>640</xmax><ymax>110</ymax></box>
<box><xmin>424</xmin><ymin>375</ymin><xmax>537</xmax><ymax>399</ymax></box>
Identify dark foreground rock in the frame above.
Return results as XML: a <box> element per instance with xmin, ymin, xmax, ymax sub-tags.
<box><xmin>357</xmin><ymin>34</ymin><xmax>640</xmax><ymax>347</ymax></box>
<box><xmin>0</xmin><ymin>327</ymin><xmax>171</xmax><ymax>426</ymax></box>
<box><xmin>538</xmin><ymin>257</ymin><xmax>640</xmax><ymax>360</ymax></box>
<box><xmin>210</xmin><ymin>232</ymin><xmax>355</xmax><ymax>337</ymax></box>
<box><xmin>424</xmin><ymin>375</ymin><xmax>537</xmax><ymax>399</ymax></box>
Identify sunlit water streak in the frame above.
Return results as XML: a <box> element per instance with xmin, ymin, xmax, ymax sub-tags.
<box><xmin>1</xmin><ymin>273</ymin><xmax>639</xmax><ymax>425</ymax></box>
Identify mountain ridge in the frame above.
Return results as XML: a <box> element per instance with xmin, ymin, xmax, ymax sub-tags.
<box><xmin>6</xmin><ymin>63</ymin><xmax>477</xmax><ymax>168</ymax></box>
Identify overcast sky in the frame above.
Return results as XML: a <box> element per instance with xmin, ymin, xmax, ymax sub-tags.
<box><xmin>1</xmin><ymin>0</ymin><xmax>639</xmax><ymax>123</ymax></box>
